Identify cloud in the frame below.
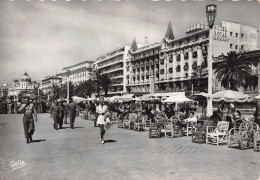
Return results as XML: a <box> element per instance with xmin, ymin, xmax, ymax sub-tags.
<box><xmin>0</xmin><ymin>0</ymin><xmax>259</xmax><ymax>86</ymax></box>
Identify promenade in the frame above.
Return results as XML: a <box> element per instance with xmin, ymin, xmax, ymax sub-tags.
<box><xmin>0</xmin><ymin>114</ymin><xmax>259</xmax><ymax>180</ymax></box>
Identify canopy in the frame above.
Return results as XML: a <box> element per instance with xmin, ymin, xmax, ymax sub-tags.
<box><xmin>72</xmin><ymin>96</ymin><xmax>87</xmax><ymax>103</ymax></box>
<box><xmin>212</xmin><ymin>90</ymin><xmax>251</xmax><ymax>102</ymax></box>
<box><xmin>254</xmin><ymin>95</ymin><xmax>260</xmax><ymax>99</ymax></box>
<box><xmin>162</xmin><ymin>95</ymin><xmax>194</xmax><ymax>103</ymax></box>
<box><xmin>86</xmin><ymin>97</ymin><xmax>97</xmax><ymax>101</ymax></box>
<box><xmin>110</xmin><ymin>94</ymin><xmax>135</xmax><ymax>102</ymax></box>
<box><xmin>108</xmin><ymin>96</ymin><xmax>121</xmax><ymax>102</ymax></box>
<box><xmin>151</xmin><ymin>92</ymin><xmax>185</xmax><ymax>98</ymax></box>
<box><xmin>191</xmin><ymin>92</ymin><xmax>209</xmax><ymax>101</ymax></box>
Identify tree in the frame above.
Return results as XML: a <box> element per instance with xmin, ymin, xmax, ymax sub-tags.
<box><xmin>60</xmin><ymin>81</ymin><xmax>75</xmax><ymax>98</ymax></box>
<box><xmin>74</xmin><ymin>79</ymin><xmax>95</xmax><ymax>98</ymax></box>
<box><xmin>214</xmin><ymin>51</ymin><xmax>252</xmax><ymax>91</ymax></box>
<box><xmin>85</xmin><ymin>79</ymin><xmax>96</xmax><ymax>97</ymax></box>
<box><xmin>91</xmin><ymin>69</ymin><xmax>102</xmax><ymax>97</ymax></box>
<box><xmin>50</xmin><ymin>84</ymin><xmax>61</xmax><ymax>101</ymax></box>
<box><xmin>99</xmin><ymin>74</ymin><xmax>112</xmax><ymax>97</ymax></box>
<box><xmin>32</xmin><ymin>87</ymin><xmax>44</xmax><ymax>96</ymax></box>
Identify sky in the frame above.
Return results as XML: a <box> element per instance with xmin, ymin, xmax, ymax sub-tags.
<box><xmin>0</xmin><ymin>0</ymin><xmax>260</xmax><ymax>86</ymax></box>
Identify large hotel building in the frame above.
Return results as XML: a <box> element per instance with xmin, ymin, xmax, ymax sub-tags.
<box><xmin>93</xmin><ymin>45</ymin><xmax>130</xmax><ymax>96</ymax></box>
<box><xmin>126</xmin><ymin>20</ymin><xmax>258</xmax><ymax>95</ymax></box>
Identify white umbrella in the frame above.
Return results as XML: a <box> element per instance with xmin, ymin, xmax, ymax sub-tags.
<box><xmin>254</xmin><ymin>95</ymin><xmax>260</xmax><ymax>99</ymax></box>
<box><xmin>212</xmin><ymin>90</ymin><xmax>251</xmax><ymax>102</ymax></box>
<box><xmin>108</xmin><ymin>96</ymin><xmax>122</xmax><ymax>102</ymax></box>
<box><xmin>72</xmin><ymin>96</ymin><xmax>87</xmax><ymax>103</ymax></box>
<box><xmin>163</xmin><ymin>95</ymin><xmax>194</xmax><ymax>103</ymax></box>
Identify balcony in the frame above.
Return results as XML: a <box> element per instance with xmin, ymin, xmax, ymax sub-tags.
<box><xmin>184</xmin><ymin>52</ymin><xmax>189</xmax><ymax>59</ymax></box>
<box><xmin>97</xmin><ymin>51</ymin><xmax>124</xmax><ymax>64</ymax></box>
<box><xmin>177</xmin><ymin>54</ymin><xmax>181</xmax><ymax>61</ymax></box>
<box><xmin>192</xmin><ymin>62</ymin><xmax>197</xmax><ymax>69</ymax></box>
<box><xmin>192</xmin><ymin>52</ymin><xmax>197</xmax><ymax>58</ymax></box>
<box><xmin>160</xmin><ymin>69</ymin><xmax>165</xmax><ymax>74</ymax></box>
<box><xmin>111</xmin><ymin>75</ymin><xmax>124</xmax><ymax>79</ymax></box>
<box><xmin>176</xmin><ymin>66</ymin><xmax>180</xmax><ymax>72</ymax></box>
<box><xmin>169</xmin><ymin>56</ymin><xmax>173</xmax><ymax>63</ymax></box>
<box><xmin>160</xmin><ymin>59</ymin><xmax>164</xmax><ymax>65</ymax></box>
<box><xmin>102</xmin><ymin>67</ymin><xmax>124</xmax><ymax>74</ymax></box>
<box><xmin>99</xmin><ymin>59</ymin><xmax>124</xmax><ymax>69</ymax></box>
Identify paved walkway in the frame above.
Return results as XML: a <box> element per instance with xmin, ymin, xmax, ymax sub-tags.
<box><xmin>0</xmin><ymin>114</ymin><xmax>260</xmax><ymax>180</ymax></box>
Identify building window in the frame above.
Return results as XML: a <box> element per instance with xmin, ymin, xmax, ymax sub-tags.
<box><xmin>230</xmin><ymin>44</ymin><xmax>233</xmax><ymax>49</ymax></box>
<box><xmin>241</xmin><ymin>45</ymin><xmax>244</xmax><ymax>50</ymax></box>
<box><xmin>230</xmin><ymin>32</ymin><xmax>233</xmax><ymax>37</ymax></box>
<box><xmin>235</xmin><ymin>33</ymin><xmax>238</xmax><ymax>37</ymax></box>
<box><xmin>241</xmin><ymin>33</ymin><xmax>244</xmax><ymax>38</ymax></box>
<box><xmin>235</xmin><ymin>45</ymin><xmax>238</xmax><ymax>49</ymax></box>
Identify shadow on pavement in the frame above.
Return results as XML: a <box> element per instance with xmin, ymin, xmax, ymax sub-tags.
<box><xmin>104</xmin><ymin>139</ymin><xmax>117</xmax><ymax>143</ymax></box>
<box><xmin>31</xmin><ymin>139</ymin><xmax>46</xmax><ymax>143</ymax></box>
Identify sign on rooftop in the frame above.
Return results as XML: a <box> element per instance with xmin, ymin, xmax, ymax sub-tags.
<box><xmin>213</xmin><ymin>25</ymin><xmax>229</xmax><ymax>42</ymax></box>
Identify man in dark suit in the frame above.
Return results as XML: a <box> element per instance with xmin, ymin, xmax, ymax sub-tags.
<box><xmin>69</xmin><ymin>98</ymin><xmax>77</xmax><ymax>129</ymax></box>
<box><xmin>50</xmin><ymin>100</ymin><xmax>60</xmax><ymax>130</ymax></box>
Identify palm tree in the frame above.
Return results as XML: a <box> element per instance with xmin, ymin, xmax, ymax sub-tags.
<box><xmin>91</xmin><ymin>69</ymin><xmax>102</xmax><ymax>96</ymax></box>
<box><xmin>85</xmin><ymin>79</ymin><xmax>96</xmax><ymax>97</ymax></box>
<box><xmin>99</xmin><ymin>74</ymin><xmax>112</xmax><ymax>97</ymax></box>
<box><xmin>60</xmin><ymin>82</ymin><xmax>75</xmax><ymax>98</ymax></box>
<box><xmin>50</xmin><ymin>84</ymin><xmax>61</xmax><ymax>101</ymax></box>
<box><xmin>74</xmin><ymin>79</ymin><xmax>95</xmax><ymax>98</ymax></box>
<box><xmin>214</xmin><ymin>51</ymin><xmax>252</xmax><ymax>91</ymax></box>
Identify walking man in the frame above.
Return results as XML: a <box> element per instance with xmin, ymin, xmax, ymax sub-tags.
<box><xmin>63</xmin><ymin>101</ymin><xmax>69</xmax><ymax>124</ymax></box>
<box><xmin>69</xmin><ymin>98</ymin><xmax>77</xmax><ymax>129</ymax></box>
<box><xmin>50</xmin><ymin>100</ymin><xmax>60</xmax><ymax>130</ymax></box>
<box><xmin>20</xmin><ymin>98</ymin><xmax>37</xmax><ymax>143</ymax></box>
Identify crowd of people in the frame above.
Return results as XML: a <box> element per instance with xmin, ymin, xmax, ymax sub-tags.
<box><xmin>0</xmin><ymin>99</ymin><xmax>47</xmax><ymax>114</ymax></box>
<box><xmin>10</xmin><ymin>96</ymin><xmax>260</xmax><ymax>144</ymax></box>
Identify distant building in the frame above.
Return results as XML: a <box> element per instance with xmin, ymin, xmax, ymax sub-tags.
<box><xmin>0</xmin><ymin>83</ymin><xmax>8</xmax><ymax>99</ymax></box>
<box><xmin>8</xmin><ymin>72</ymin><xmax>39</xmax><ymax>99</ymax></box>
<box><xmin>93</xmin><ymin>45</ymin><xmax>130</xmax><ymax>96</ymax></box>
<box><xmin>60</xmin><ymin>61</ymin><xmax>93</xmax><ymax>84</ymax></box>
<box><xmin>41</xmin><ymin>75</ymin><xmax>62</xmax><ymax>94</ymax></box>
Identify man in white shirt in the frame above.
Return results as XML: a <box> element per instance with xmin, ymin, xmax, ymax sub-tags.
<box><xmin>183</xmin><ymin>112</ymin><xmax>197</xmax><ymax>123</ymax></box>
<box><xmin>176</xmin><ymin>112</ymin><xmax>197</xmax><ymax>127</ymax></box>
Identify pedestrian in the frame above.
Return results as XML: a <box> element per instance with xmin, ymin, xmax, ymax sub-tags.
<box><xmin>69</xmin><ymin>98</ymin><xmax>77</xmax><ymax>129</ymax></box>
<box><xmin>96</xmin><ymin>96</ymin><xmax>108</xmax><ymax>144</ymax></box>
<box><xmin>63</xmin><ymin>101</ymin><xmax>69</xmax><ymax>124</ymax></box>
<box><xmin>59</xmin><ymin>101</ymin><xmax>65</xmax><ymax>129</ymax></box>
<box><xmin>50</xmin><ymin>100</ymin><xmax>60</xmax><ymax>130</ymax></box>
<box><xmin>19</xmin><ymin>98</ymin><xmax>37</xmax><ymax>144</ymax></box>
<box><xmin>89</xmin><ymin>101</ymin><xmax>97</xmax><ymax>127</ymax></box>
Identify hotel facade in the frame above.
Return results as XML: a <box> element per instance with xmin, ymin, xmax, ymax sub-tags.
<box><xmin>60</xmin><ymin>61</ymin><xmax>93</xmax><ymax>85</ymax></box>
<box><xmin>126</xmin><ymin>20</ymin><xmax>259</xmax><ymax>95</ymax></box>
<box><xmin>41</xmin><ymin>76</ymin><xmax>62</xmax><ymax>94</ymax></box>
<box><xmin>93</xmin><ymin>45</ymin><xmax>130</xmax><ymax>96</ymax></box>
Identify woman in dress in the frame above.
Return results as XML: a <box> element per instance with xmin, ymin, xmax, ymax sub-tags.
<box><xmin>20</xmin><ymin>98</ymin><xmax>37</xmax><ymax>144</ymax></box>
<box><xmin>96</xmin><ymin>96</ymin><xmax>108</xmax><ymax>144</ymax></box>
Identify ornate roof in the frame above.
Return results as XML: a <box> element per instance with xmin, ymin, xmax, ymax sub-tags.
<box><xmin>164</xmin><ymin>22</ymin><xmax>175</xmax><ymax>40</ymax></box>
<box><xmin>21</xmin><ymin>72</ymin><xmax>31</xmax><ymax>82</ymax></box>
<box><xmin>130</xmin><ymin>38</ymin><xmax>138</xmax><ymax>52</ymax></box>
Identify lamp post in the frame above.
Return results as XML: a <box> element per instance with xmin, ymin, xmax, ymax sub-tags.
<box><xmin>206</xmin><ymin>4</ymin><xmax>217</xmax><ymax>117</ymax></box>
<box><xmin>66</xmin><ymin>70</ymin><xmax>70</xmax><ymax>103</ymax></box>
<box><xmin>37</xmin><ymin>82</ymin><xmax>40</xmax><ymax>96</ymax></box>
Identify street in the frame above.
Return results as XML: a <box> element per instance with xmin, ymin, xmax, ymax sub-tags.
<box><xmin>0</xmin><ymin>113</ymin><xmax>260</xmax><ymax>180</ymax></box>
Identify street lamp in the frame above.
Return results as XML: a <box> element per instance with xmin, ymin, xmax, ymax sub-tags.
<box><xmin>206</xmin><ymin>4</ymin><xmax>217</xmax><ymax>117</ymax></box>
<box><xmin>66</xmin><ymin>69</ymin><xmax>70</xmax><ymax>103</ymax></box>
<box><xmin>37</xmin><ymin>82</ymin><xmax>40</xmax><ymax>96</ymax></box>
